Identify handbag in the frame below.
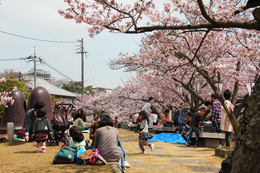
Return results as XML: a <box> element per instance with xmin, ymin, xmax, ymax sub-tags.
<box><xmin>88</xmin><ymin>148</ymin><xmax>99</xmax><ymax>165</ymax></box>
<box><xmin>78</xmin><ymin>149</ymin><xmax>95</xmax><ymax>165</ymax></box>
<box><xmin>214</xmin><ymin>119</ymin><xmax>221</xmax><ymax>133</ymax></box>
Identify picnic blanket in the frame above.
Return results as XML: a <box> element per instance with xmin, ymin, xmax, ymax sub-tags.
<box><xmin>148</xmin><ymin>133</ymin><xmax>186</xmax><ymax>143</ymax></box>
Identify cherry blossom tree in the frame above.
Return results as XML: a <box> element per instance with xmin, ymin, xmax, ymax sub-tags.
<box><xmin>73</xmin><ymin>88</ymin><xmax>130</xmax><ymax>121</ymax></box>
<box><xmin>58</xmin><ymin>0</ymin><xmax>260</xmax><ymax>34</ymax></box>
<box><xmin>59</xmin><ymin>1</ymin><xmax>260</xmax><ymax>172</ymax></box>
<box><xmin>111</xmin><ymin>29</ymin><xmax>259</xmax><ymax>125</ymax></box>
<box><xmin>58</xmin><ymin>0</ymin><xmax>260</xmax><ymax>134</ymax></box>
<box><xmin>0</xmin><ymin>78</ymin><xmax>16</xmax><ymax>107</ymax></box>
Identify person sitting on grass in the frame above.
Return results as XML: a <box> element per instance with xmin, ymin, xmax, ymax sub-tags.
<box><xmin>161</xmin><ymin>109</ymin><xmax>173</xmax><ymax>127</ymax></box>
<box><xmin>73</xmin><ymin>108</ymin><xmax>90</xmax><ymax>131</ymax></box>
<box><xmin>94</xmin><ymin>115</ymin><xmax>126</xmax><ymax>172</ymax></box>
<box><xmin>70</xmin><ymin>128</ymin><xmax>86</xmax><ymax>152</ymax></box>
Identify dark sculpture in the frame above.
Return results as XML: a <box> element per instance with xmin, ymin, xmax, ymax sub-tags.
<box><xmin>0</xmin><ymin>90</ymin><xmax>27</xmax><ymax>134</ymax></box>
<box><xmin>27</xmin><ymin>86</ymin><xmax>53</xmax><ymax>121</ymax></box>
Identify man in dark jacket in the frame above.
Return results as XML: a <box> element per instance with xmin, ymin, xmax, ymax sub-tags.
<box><xmin>24</xmin><ymin>102</ymin><xmax>45</xmax><ymax>142</ymax></box>
<box><xmin>185</xmin><ymin>107</ymin><xmax>205</xmax><ymax>147</ymax></box>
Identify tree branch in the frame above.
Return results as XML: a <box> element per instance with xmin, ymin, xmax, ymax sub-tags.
<box><xmin>122</xmin><ymin>21</ymin><xmax>260</xmax><ymax>33</ymax></box>
<box><xmin>197</xmin><ymin>0</ymin><xmax>218</xmax><ymax>26</ymax></box>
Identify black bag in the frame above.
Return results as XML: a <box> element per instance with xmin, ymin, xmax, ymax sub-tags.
<box><xmin>214</xmin><ymin>119</ymin><xmax>221</xmax><ymax>133</ymax></box>
<box><xmin>212</xmin><ymin>118</ymin><xmax>221</xmax><ymax>133</ymax></box>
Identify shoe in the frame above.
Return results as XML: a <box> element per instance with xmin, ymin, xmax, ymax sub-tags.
<box><xmin>42</xmin><ymin>148</ymin><xmax>46</xmax><ymax>153</ymax></box>
<box><xmin>124</xmin><ymin>161</ymin><xmax>130</xmax><ymax>168</ymax></box>
<box><xmin>35</xmin><ymin>148</ymin><xmax>40</xmax><ymax>153</ymax></box>
<box><xmin>121</xmin><ymin>167</ymin><xmax>126</xmax><ymax>173</ymax></box>
<box><xmin>138</xmin><ymin>151</ymin><xmax>147</xmax><ymax>154</ymax></box>
<box><xmin>185</xmin><ymin>143</ymin><xmax>190</xmax><ymax>147</ymax></box>
<box><xmin>150</xmin><ymin>144</ymin><xmax>154</xmax><ymax>151</ymax></box>
<box><xmin>96</xmin><ymin>154</ymin><xmax>107</xmax><ymax>165</ymax></box>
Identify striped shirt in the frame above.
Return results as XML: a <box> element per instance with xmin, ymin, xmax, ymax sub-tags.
<box><xmin>211</xmin><ymin>99</ymin><xmax>222</xmax><ymax>123</ymax></box>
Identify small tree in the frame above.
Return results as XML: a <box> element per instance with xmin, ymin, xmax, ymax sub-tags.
<box><xmin>0</xmin><ymin>78</ymin><xmax>30</xmax><ymax>123</ymax></box>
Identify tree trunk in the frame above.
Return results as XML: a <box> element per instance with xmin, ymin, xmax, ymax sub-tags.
<box><xmin>219</xmin><ymin>77</ymin><xmax>260</xmax><ymax>173</ymax></box>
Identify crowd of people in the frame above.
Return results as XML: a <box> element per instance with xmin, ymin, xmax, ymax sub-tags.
<box><xmin>129</xmin><ymin>91</ymin><xmax>234</xmax><ymax>148</ymax></box>
<box><xmin>24</xmin><ymin>103</ymin><xmax>130</xmax><ymax>172</ymax></box>
<box><xmin>23</xmin><ymin>90</ymin><xmax>234</xmax><ymax>173</ymax></box>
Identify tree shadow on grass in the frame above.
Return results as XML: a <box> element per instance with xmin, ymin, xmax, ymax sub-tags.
<box><xmin>14</xmin><ymin>151</ymin><xmax>36</xmax><ymax>154</ymax></box>
<box><xmin>0</xmin><ymin>140</ymin><xmax>25</xmax><ymax>146</ymax></box>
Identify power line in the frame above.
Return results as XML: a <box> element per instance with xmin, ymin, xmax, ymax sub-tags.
<box><xmin>0</xmin><ymin>14</ymin><xmax>76</xmax><ymax>40</ymax></box>
<box><xmin>41</xmin><ymin>60</ymin><xmax>74</xmax><ymax>81</ymax></box>
<box><xmin>85</xmin><ymin>49</ymin><xmax>96</xmax><ymax>87</ymax></box>
<box><xmin>0</xmin><ymin>56</ymin><xmax>74</xmax><ymax>82</ymax></box>
<box><xmin>0</xmin><ymin>30</ymin><xmax>77</xmax><ymax>43</ymax></box>
<box><xmin>0</xmin><ymin>58</ymin><xmax>26</xmax><ymax>61</ymax></box>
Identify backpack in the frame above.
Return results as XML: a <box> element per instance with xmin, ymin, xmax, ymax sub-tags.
<box><xmin>53</xmin><ymin>146</ymin><xmax>77</xmax><ymax>164</ymax></box>
<box><xmin>17</xmin><ymin>131</ymin><xmax>25</xmax><ymax>139</ymax></box>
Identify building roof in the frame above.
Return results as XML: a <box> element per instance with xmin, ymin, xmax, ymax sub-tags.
<box><xmin>26</xmin><ymin>77</ymin><xmax>77</xmax><ymax>98</ymax></box>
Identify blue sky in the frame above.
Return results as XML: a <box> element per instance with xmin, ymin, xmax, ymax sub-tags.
<box><xmin>0</xmin><ymin>0</ymin><xmax>143</xmax><ymax>89</ymax></box>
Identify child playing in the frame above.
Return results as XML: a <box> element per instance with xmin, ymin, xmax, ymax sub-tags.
<box><xmin>138</xmin><ymin>110</ymin><xmax>154</xmax><ymax>154</ymax></box>
<box><xmin>70</xmin><ymin>128</ymin><xmax>86</xmax><ymax>151</ymax></box>
<box><xmin>32</xmin><ymin>108</ymin><xmax>53</xmax><ymax>153</ymax></box>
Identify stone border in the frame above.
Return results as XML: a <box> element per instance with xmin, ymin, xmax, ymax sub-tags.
<box><xmin>187</xmin><ymin>166</ymin><xmax>220</xmax><ymax>172</ymax></box>
<box><xmin>215</xmin><ymin>148</ymin><xmax>233</xmax><ymax>158</ymax></box>
<box><xmin>111</xmin><ymin>162</ymin><xmax>123</xmax><ymax>173</ymax></box>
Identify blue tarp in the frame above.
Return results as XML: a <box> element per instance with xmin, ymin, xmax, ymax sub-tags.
<box><xmin>148</xmin><ymin>133</ymin><xmax>186</xmax><ymax>143</ymax></box>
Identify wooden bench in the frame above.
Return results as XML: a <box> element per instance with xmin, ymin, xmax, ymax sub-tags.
<box><xmin>191</xmin><ymin>132</ymin><xmax>225</xmax><ymax>148</ymax></box>
<box><xmin>152</xmin><ymin>126</ymin><xmax>177</xmax><ymax>134</ymax></box>
<box><xmin>130</xmin><ymin>124</ymin><xmax>137</xmax><ymax>131</ymax></box>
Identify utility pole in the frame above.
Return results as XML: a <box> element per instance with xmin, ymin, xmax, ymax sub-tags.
<box><xmin>25</xmin><ymin>47</ymin><xmax>42</xmax><ymax>89</ymax></box>
<box><xmin>81</xmin><ymin>38</ymin><xmax>84</xmax><ymax>94</ymax></box>
<box><xmin>77</xmin><ymin>38</ymin><xmax>88</xmax><ymax>94</ymax></box>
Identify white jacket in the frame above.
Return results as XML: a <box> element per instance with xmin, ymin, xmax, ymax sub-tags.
<box><xmin>220</xmin><ymin>100</ymin><xmax>234</xmax><ymax>132</ymax></box>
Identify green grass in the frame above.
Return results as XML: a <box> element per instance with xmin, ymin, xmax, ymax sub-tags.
<box><xmin>221</xmin><ymin>146</ymin><xmax>233</xmax><ymax>150</ymax></box>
